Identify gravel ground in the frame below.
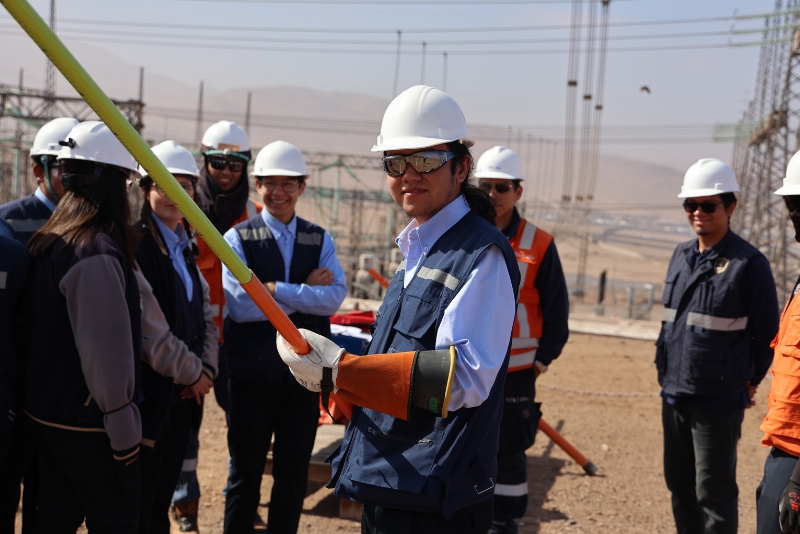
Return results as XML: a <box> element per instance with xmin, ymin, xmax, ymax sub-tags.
<box><xmin>16</xmin><ymin>332</ymin><xmax>772</xmax><ymax>533</ymax></box>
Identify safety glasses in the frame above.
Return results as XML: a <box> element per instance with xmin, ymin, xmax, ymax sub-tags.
<box><xmin>208</xmin><ymin>157</ymin><xmax>244</xmax><ymax>173</ymax></box>
<box><xmin>683</xmin><ymin>200</ymin><xmax>723</xmax><ymax>214</ymax></box>
<box><xmin>785</xmin><ymin>196</ymin><xmax>800</xmax><ymax>213</ymax></box>
<box><xmin>479</xmin><ymin>181</ymin><xmax>513</xmax><ymax>194</ymax></box>
<box><xmin>382</xmin><ymin>151</ymin><xmax>455</xmax><ymax>177</ymax></box>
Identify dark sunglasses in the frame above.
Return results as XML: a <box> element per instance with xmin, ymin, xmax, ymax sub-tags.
<box><xmin>785</xmin><ymin>196</ymin><xmax>800</xmax><ymax>213</ymax></box>
<box><xmin>208</xmin><ymin>157</ymin><xmax>244</xmax><ymax>173</ymax></box>
<box><xmin>479</xmin><ymin>181</ymin><xmax>514</xmax><ymax>194</ymax></box>
<box><xmin>683</xmin><ymin>200</ymin><xmax>723</xmax><ymax>214</ymax></box>
<box><xmin>382</xmin><ymin>151</ymin><xmax>455</xmax><ymax>177</ymax></box>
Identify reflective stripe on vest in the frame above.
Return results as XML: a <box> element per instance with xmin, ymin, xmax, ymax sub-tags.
<box><xmin>494</xmin><ymin>481</ymin><xmax>528</xmax><ymax>497</ymax></box>
<box><xmin>761</xmin><ymin>292</ymin><xmax>800</xmax><ymax>455</ymax></box>
<box><xmin>417</xmin><ymin>266</ymin><xmax>460</xmax><ymax>290</ymax></box>
<box><xmin>663</xmin><ymin>307</ymin><xmax>747</xmax><ymax>331</ymax></box>
<box><xmin>5</xmin><ymin>218</ymin><xmax>49</xmax><ymax>233</ymax></box>
<box><xmin>509</xmin><ymin>219</ymin><xmax>552</xmax><ymax>372</ymax></box>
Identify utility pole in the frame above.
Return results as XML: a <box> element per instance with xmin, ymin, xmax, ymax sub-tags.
<box><xmin>245</xmin><ymin>91</ymin><xmax>252</xmax><ymax>136</ymax></box>
<box><xmin>421</xmin><ymin>42</ymin><xmax>427</xmax><ymax>85</ymax></box>
<box><xmin>195</xmin><ymin>81</ymin><xmax>204</xmax><ymax>150</ymax></box>
<box><xmin>43</xmin><ymin>0</ymin><xmax>56</xmax><ymax>119</ymax></box>
<box><xmin>442</xmin><ymin>52</ymin><xmax>448</xmax><ymax>91</ymax></box>
<box><xmin>392</xmin><ymin>30</ymin><xmax>402</xmax><ymax>98</ymax></box>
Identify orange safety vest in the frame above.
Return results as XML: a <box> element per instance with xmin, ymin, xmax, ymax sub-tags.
<box><xmin>196</xmin><ymin>198</ymin><xmax>262</xmax><ymax>343</ymax></box>
<box><xmin>508</xmin><ymin>218</ymin><xmax>553</xmax><ymax>372</ymax></box>
<box><xmin>761</xmin><ymin>289</ymin><xmax>800</xmax><ymax>456</ymax></box>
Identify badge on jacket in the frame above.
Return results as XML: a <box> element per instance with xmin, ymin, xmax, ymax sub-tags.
<box><xmin>714</xmin><ymin>258</ymin><xmax>730</xmax><ymax>274</ymax></box>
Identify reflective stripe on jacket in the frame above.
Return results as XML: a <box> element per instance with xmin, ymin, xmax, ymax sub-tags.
<box><xmin>508</xmin><ymin>219</ymin><xmax>552</xmax><ymax>372</ymax></box>
<box><xmin>196</xmin><ymin>198</ymin><xmax>261</xmax><ymax>343</ymax></box>
<box><xmin>761</xmin><ymin>288</ymin><xmax>800</xmax><ymax>455</ymax></box>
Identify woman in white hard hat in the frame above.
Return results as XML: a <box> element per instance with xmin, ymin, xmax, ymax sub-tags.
<box><xmin>277</xmin><ymin>86</ymin><xmax>519</xmax><ymax>533</ymax></box>
<box><xmin>134</xmin><ymin>141</ymin><xmax>219</xmax><ymax>534</ymax></box>
<box><xmin>173</xmin><ymin>121</ymin><xmax>261</xmax><ymax>529</ymax></box>
<box><xmin>657</xmin><ymin>158</ymin><xmax>778</xmax><ymax>534</ymax></box>
<box><xmin>17</xmin><ymin>121</ymin><xmax>143</xmax><ymax>532</ymax></box>
<box><xmin>221</xmin><ymin>140</ymin><xmax>346</xmax><ymax>533</ymax></box>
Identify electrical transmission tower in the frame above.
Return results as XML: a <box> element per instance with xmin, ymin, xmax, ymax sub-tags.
<box><xmin>732</xmin><ymin>0</ymin><xmax>800</xmax><ymax>302</ymax></box>
<box><xmin>552</xmin><ymin>0</ymin><xmax>611</xmax><ymax>297</ymax></box>
<box><xmin>43</xmin><ymin>0</ymin><xmax>57</xmax><ymax>119</ymax></box>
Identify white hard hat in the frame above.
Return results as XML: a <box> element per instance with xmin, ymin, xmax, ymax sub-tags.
<box><xmin>202</xmin><ymin>120</ymin><xmax>250</xmax><ymax>156</ymax></box>
<box><xmin>372</xmin><ymin>85</ymin><xmax>473</xmax><ymax>152</ymax></box>
<box><xmin>30</xmin><ymin>117</ymin><xmax>80</xmax><ymax>157</ymax></box>
<box><xmin>57</xmin><ymin>121</ymin><xmax>137</xmax><ymax>172</ymax></box>
<box><xmin>474</xmin><ymin>146</ymin><xmax>523</xmax><ymax>180</ymax></box>
<box><xmin>775</xmin><ymin>150</ymin><xmax>800</xmax><ymax>196</ymax></box>
<box><xmin>677</xmin><ymin>158</ymin><xmax>740</xmax><ymax>198</ymax></box>
<box><xmin>139</xmin><ymin>140</ymin><xmax>199</xmax><ymax>179</ymax></box>
<box><xmin>252</xmin><ymin>141</ymin><xmax>307</xmax><ymax>177</ymax></box>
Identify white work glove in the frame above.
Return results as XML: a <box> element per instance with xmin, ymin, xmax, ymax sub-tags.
<box><xmin>277</xmin><ymin>328</ymin><xmax>345</xmax><ymax>392</ymax></box>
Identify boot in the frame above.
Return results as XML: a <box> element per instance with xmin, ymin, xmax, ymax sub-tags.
<box><xmin>172</xmin><ymin>500</ymin><xmax>200</xmax><ymax>533</ymax></box>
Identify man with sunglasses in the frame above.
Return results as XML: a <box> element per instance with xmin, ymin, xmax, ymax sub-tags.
<box><xmin>172</xmin><ymin>120</ymin><xmax>262</xmax><ymax>530</ymax></box>
<box><xmin>0</xmin><ymin>116</ymin><xmax>78</xmax><ymax>533</ymax></box>
<box><xmin>756</xmin><ymin>151</ymin><xmax>800</xmax><ymax>534</ymax></box>
<box><xmin>276</xmin><ymin>86</ymin><xmax>519</xmax><ymax>534</ymax></box>
<box><xmin>221</xmin><ymin>140</ymin><xmax>346</xmax><ymax>533</ymax></box>
<box><xmin>475</xmin><ymin>146</ymin><xmax>569</xmax><ymax>534</ymax></box>
<box><xmin>657</xmin><ymin>158</ymin><xmax>778</xmax><ymax>534</ymax></box>
<box><xmin>0</xmin><ymin>117</ymin><xmax>78</xmax><ymax>246</ymax></box>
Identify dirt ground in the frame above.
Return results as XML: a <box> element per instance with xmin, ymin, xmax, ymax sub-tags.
<box><xmin>16</xmin><ymin>332</ymin><xmax>771</xmax><ymax>533</ymax></box>
<box><xmin>188</xmin><ymin>332</ymin><xmax>770</xmax><ymax>533</ymax></box>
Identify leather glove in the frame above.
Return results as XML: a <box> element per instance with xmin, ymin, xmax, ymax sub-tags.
<box><xmin>277</xmin><ymin>328</ymin><xmax>345</xmax><ymax>392</ymax></box>
<box><xmin>779</xmin><ymin>480</ymin><xmax>800</xmax><ymax>533</ymax></box>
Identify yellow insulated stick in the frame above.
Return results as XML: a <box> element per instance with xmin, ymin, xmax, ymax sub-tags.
<box><xmin>2</xmin><ymin>0</ymin><xmax>311</xmax><ymax>355</ymax></box>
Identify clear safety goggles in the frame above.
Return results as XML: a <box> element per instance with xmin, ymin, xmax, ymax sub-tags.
<box><xmin>382</xmin><ymin>150</ymin><xmax>455</xmax><ymax>177</ymax></box>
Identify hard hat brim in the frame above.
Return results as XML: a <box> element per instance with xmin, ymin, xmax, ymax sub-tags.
<box><xmin>371</xmin><ymin>135</ymin><xmax>475</xmax><ymax>153</ymax></box>
<box><xmin>474</xmin><ymin>171</ymin><xmax>523</xmax><ymax>180</ymax></box>
<box><xmin>58</xmin><ymin>153</ymin><xmax>139</xmax><ymax>173</ymax></box>
<box><xmin>251</xmin><ymin>168</ymin><xmax>307</xmax><ymax>178</ymax></box>
<box><xmin>677</xmin><ymin>187</ymin><xmax>740</xmax><ymax>198</ymax></box>
<box><xmin>140</xmin><ymin>166</ymin><xmax>200</xmax><ymax>179</ymax></box>
<box><xmin>775</xmin><ymin>184</ymin><xmax>800</xmax><ymax>196</ymax></box>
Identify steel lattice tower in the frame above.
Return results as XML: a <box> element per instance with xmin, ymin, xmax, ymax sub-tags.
<box><xmin>733</xmin><ymin>0</ymin><xmax>800</xmax><ymax>302</ymax></box>
<box><xmin>42</xmin><ymin>0</ymin><xmax>56</xmax><ymax>119</ymax></box>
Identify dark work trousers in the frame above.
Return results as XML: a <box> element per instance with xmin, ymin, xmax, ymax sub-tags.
<box><xmin>172</xmin><ymin>403</ymin><xmax>203</xmax><ymax>505</ymax></box>
<box><xmin>34</xmin><ymin>422</ymin><xmax>141</xmax><ymax>534</ymax></box>
<box><xmin>493</xmin><ymin>367</ymin><xmax>541</xmax><ymax>532</ymax></box>
<box><xmin>662</xmin><ymin>399</ymin><xmax>744</xmax><ymax>534</ymax></box>
<box><xmin>140</xmin><ymin>399</ymin><xmax>197</xmax><ymax>534</ymax></box>
<box><xmin>214</xmin><ymin>343</ymin><xmax>230</xmax><ymax>415</ymax></box>
<box><xmin>224</xmin><ymin>374</ymin><xmax>319</xmax><ymax>534</ymax></box>
<box><xmin>756</xmin><ymin>447</ymin><xmax>798</xmax><ymax>534</ymax></box>
<box><xmin>0</xmin><ymin>415</ymin><xmax>38</xmax><ymax>534</ymax></box>
<box><xmin>361</xmin><ymin>498</ymin><xmax>494</xmax><ymax>534</ymax></box>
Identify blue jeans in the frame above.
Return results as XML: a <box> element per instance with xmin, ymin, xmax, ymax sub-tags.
<box><xmin>662</xmin><ymin>400</ymin><xmax>743</xmax><ymax>534</ymax></box>
<box><xmin>756</xmin><ymin>447</ymin><xmax>798</xmax><ymax>534</ymax></box>
<box><xmin>223</xmin><ymin>376</ymin><xmax>318</xmax><ymax>534</ymax></box>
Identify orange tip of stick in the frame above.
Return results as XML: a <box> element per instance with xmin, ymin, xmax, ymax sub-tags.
<box><xmin>240</xmin><ymin>271</ymin><xmax>310</xmax><ymax>355</ymax></box>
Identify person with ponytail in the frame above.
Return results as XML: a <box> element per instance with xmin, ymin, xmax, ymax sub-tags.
<box><xmin>18</xmin><ymin>121</ymin><xmax>143</xmax><ymax>532</ymax></box>
<box><xmin>132</xmin><ymin>141</ymin><xmax>218</xmax><ymax>534</ymax></box>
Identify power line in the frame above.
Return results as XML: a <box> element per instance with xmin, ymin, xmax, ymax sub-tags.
<box><xmin>0</xmin><ymin>30</ymin><xmax>761</xmax><ymax>55</ymax></box>
<box><xmin>0</xmin><ymin>14</ymin><xmax>751</xmax><ymax>35</ymax></box>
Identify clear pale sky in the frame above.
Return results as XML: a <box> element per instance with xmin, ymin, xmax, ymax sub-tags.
<box><xmin>0</xmin><ymin>0</ymin><xmax>776</xmax><ymax>170</ymax></box>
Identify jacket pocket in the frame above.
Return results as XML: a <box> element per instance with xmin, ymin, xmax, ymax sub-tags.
<box><xmin>344</xmin><ymin>412</ymin><xmax>443</xmax><ymax>493</ymax></box>
<box><xmin>391</xmin><ymin>295</ymin><xmax>439</xmax><ymax>342</ymax></box>
<box><xmin>683</xmin><ymin>333</ymin><xmax>726</xmax><ymax>386</ymax></box>
<box><xmin>777</xmin><ymin>324</ymin><xmax>800</xmax><ymax>360</ymax></box>
<box><xmin>662</xmin><ymin>269</ymin><xmax>680</xmax><ymax>306</ymax></box>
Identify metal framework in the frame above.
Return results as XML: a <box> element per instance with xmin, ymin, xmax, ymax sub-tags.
<box><xmin>732</xmin><ymin>0</ymin><xmax>800</xmax><ymax>302</ymax></box>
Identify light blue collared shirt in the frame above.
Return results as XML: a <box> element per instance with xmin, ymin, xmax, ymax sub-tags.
<box><xmin>0</xmin><ymin>188</ymin><xmax>56</xmax><ymax>240</ymax></box>
<box><xmin>152</xmin><ymin>213</ymin><xmax>193</xmax><ymax>301</ymax></box>
<box><xmin>222</xmin><ymin>209</ymin><xmax>347</xmax><ymax>322</ymax></box>
<box><xmin>395</xmin><ymin>195</ymin><xmax>516</xmax><ymax>412</ymax></box>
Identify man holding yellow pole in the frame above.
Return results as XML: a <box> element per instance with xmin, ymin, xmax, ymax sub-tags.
<box><xmin>277</xmin><ymin>85</ymin><xmax>519</xmax><ymax>533</ymax></box>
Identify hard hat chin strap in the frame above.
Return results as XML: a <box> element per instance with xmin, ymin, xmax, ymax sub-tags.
<box><xmin>40</xmin><ymin>155</ymin><xmax>60</xmax><ymax>203</ymax></box>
